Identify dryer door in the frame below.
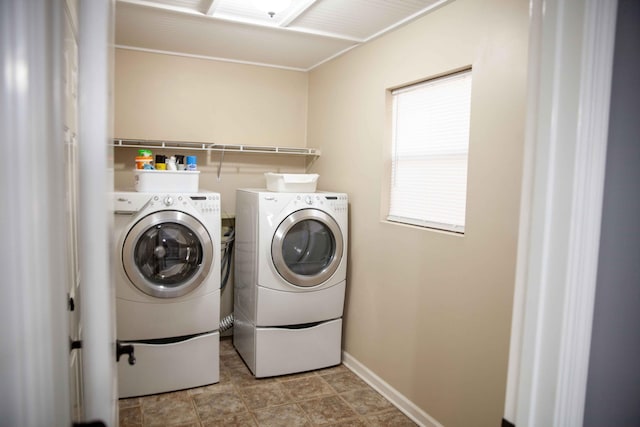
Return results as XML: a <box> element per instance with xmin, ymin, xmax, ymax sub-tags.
<box><xmin>122</xmin><ymin>211</ymin><xmax>214</xmax><ymax>298</ymax></box>
<box><xmin>271</xmin><ymin>209</ymin><xmax>343</xmax><ymax>288</ymax></box>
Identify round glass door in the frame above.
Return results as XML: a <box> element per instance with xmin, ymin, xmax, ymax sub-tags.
<box><xmin>122</xmin><ymin>211</ymin><xmax>213</xmax><ymax>298</ymax></box>
<box><xmin>271</xmin><ymin>209</ymin><xmax>343</xmax><ymax>287</ymax></box>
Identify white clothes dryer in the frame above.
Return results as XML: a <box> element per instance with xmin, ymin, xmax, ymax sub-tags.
<box><xmin>234</xmin><ymin>189</ymin><xmax>348</xmax><ymax>377</ymax></box>
<box><xmin>114</xmin><ymin>191</ymin><xmax>221</xmax><ymax>397</ymax></box>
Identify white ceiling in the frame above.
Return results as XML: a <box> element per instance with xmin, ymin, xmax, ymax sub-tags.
<box><xmin>115</xmin><ymin>0</ymin><xmax>450</xmax><ymax>71</ymax></box>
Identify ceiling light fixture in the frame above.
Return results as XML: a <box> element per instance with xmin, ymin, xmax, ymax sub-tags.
<box><xmin>252</xmin><ymin>0</ymin><xmax>292</xmax><ymax>18</ymax></box>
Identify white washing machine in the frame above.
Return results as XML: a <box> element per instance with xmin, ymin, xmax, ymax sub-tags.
<box><xmin>234</xmin><ymin>189</ymin><xmax>348</xmax><ymax>377</ymax></box>
<box><xmin>113</xmin><ymin>191</ymin><xmax>221</xmax><ymax>397</ymax></box>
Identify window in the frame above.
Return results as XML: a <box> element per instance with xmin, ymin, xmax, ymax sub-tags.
<box><xmin>388</xmin><ymin>70</ymin><xmax>472</xmax><ymax>233</ymax></box>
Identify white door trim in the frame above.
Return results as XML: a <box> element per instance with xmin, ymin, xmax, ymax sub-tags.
<box><xmin>78</xmin><ymin>0</ymin><xmax>117</xmax><ymax>424</ymax></box>
<box><xmin>504</xmin><ymin>0</ymin><xmax>618</xmax><ymax>425</ymax></box>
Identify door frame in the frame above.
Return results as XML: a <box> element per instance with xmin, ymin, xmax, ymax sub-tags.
<box><xmin>78</xmin><ymin>0</ymin><xmax>117</xmax><ymax>424</ymax></box>
<box><xmin>504</xmin><ymin>0</ymin><xmax>618</xmax><ymax>425</ymax></box>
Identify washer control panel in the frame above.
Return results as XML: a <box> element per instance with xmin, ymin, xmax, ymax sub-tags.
<box><xmin>324</xmin><ymin>194</ymin><xmax>348</xmax><ymax>213</ymax></box>
<box><xmin>282</xmin><ymin>193</ymin><xmax>348</xmax><ymax>213</ymax></box>
<box><xmin>147</xmin><ymin>193</ymin><xmax>220</xmax><ymax>215</ymax></box>
<box><xmin>188</xmin><ymin>194</ymin><xmax>220</xmax><ymax>214</ymax></box>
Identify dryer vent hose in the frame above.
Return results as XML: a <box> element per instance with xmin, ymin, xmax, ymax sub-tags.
<box><xmin>221</xmin><ymin>227</ymin><xmax>235</xmax><ymax>291</ymax></box>
<box><xmin>220</xmin><ymin>313</ymin><xmax>234</xmax><ymax>332</ymax></box>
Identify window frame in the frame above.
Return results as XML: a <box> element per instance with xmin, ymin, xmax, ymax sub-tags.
<box><xmin>385</xmin><ymin>68</ymin><xmax>473</xmax><ymax>234</ymax></box>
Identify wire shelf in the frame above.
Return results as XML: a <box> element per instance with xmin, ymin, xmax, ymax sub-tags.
<box><xmin>112</xmin><ymin>138</ymin><xmax>320</xmax><ymax>177</ymax></box>
<box><xmin>112</xmin><ymin>139</ymin><xmax>320</xmax><ymax>156</ymax></box>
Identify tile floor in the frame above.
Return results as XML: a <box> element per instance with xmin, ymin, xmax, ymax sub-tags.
<box><xmin>118</xmin><ymin>337</ymin><xmax>417</xmax><ymax>426</ymax></box>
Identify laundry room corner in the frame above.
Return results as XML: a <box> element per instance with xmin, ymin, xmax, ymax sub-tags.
<box><xmin>110</xmin><ymin>0</ymin><xmax>529</xmax><ymax>424</ymax></box>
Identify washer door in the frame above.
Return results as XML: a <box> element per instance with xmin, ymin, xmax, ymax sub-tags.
<box><xmin>122</xmin><ymin>210</ymin><xmax>213</xmax><ymax>298</ymax></box>
<box><xmin>271</xmin><ymin>209</ymin><xmax>343</xmax><ymax>288</ymax></box>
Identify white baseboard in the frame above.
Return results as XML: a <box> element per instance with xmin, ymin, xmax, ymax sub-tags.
<box><xmin>341</xmin><ymin>351</ymin><xmax>444</xmax><ymax>427</ymax></box>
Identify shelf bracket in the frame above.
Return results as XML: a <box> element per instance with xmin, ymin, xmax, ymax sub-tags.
<box><xmin>305</xmin><ymin>155</ymin><xmax>318</xmax><ymax>173</ymax></box>
<box><xmin>216</xmin><ymin>146</ymin><xmax>226</xmax><ymax>181</ymax></box>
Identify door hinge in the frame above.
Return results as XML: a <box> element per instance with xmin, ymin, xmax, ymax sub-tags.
<box><xmin>70</xmin><ymin>339</ymin><xmax>82</xmax><ymax>351</ymax></box>
<box><xmin>116</xmin><ymin>340</ymin><xmax>136</xmax><ymax>365</ymax></box>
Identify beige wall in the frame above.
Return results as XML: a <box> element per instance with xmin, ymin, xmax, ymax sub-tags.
<box><xmin>307</xmin><ymin>0</ymin><xmax>528</xmax><ymax>426</ymax></box>
<box><xmin>115</xmin><ymin>49</ymin><xmax>308</xmax><ymax>147</ymax></box>
<box><xmin>114</xmin><ymin>49</ymin><xmax>310</xmax><ymax>213</ymax></box>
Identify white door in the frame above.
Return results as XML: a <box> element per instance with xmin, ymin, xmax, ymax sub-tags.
<box><xmin>0</xmin><ymin>1</ymin><xmax>117</xmax><ymax>425</ymax></box>
<box><xmin>0</xmin><ymin>0</ymin><xmax>107</xmax><ymax>425</ymax></box>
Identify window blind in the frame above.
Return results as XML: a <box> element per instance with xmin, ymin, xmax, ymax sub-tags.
<box><xmin>389</xmin><ymin>70</ymin><xmax>472</xmax><ymax>233</ymax></box>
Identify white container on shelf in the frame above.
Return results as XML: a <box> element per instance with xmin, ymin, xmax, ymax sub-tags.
<box><xmin>134</xmin><ymin>170</ymin><xmax>200</xmax><ymax>193</ymax></box>
<box><xmin>264</xmin><ymin>173</ymin><xmax>319</xmax><ymax>193</ymax></box>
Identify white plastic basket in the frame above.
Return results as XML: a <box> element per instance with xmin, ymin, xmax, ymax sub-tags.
<box><xmin>134</xmin><ymin>170</ymin><xmax>200</xmax><ymax>193</ymax></box>
<box><xmin>264</xmin><ymin>173</ymin><xmax>319</xmax><ymax>193</ymax></box>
